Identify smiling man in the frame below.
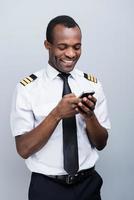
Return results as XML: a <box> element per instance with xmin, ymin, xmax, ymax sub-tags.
<box><xmin>10</xmin><ymin>15</ymin><xmax>111</xmax><ymax>200</ymax></box>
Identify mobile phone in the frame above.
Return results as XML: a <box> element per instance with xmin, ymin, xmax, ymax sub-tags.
<box><xmin>80</xmin><ymin>91</ymin><xmax>95</xmax><ymax>98</ymax></box>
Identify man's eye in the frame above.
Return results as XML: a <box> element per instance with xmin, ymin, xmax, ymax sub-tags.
<box><xmin>74</xmin><ymin>45</ymin><xmax>81</xmax><ymax>50</ymax></box>
<box><xmin>58</xmin><ymin>45</ymin><xmax>66</xmax><ymax>50</ymax></box>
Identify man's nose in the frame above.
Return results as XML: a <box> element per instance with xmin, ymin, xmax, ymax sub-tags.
<box><xmin>65</xmin><ymin>48</ymin><xmax>76</xmax><ymax>59</ymax></box>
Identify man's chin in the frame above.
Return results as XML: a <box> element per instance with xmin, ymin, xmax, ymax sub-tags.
<box><xmin>59</xmin><ymin>62</ymin><xmax>77</xmax><ymax>73</ymax></box>
<box><xmin>60</xmin><ymin>65</ymin><xmax>75</xmax><ymax>73</ymax></box>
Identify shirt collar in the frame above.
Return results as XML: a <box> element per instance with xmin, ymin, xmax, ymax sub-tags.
<box><xmin>46</xmin><ymin>64</ymin><xmax>59</xmax><ymax>80</ymax></box>
<box><xmin>46</xmin><ymin>63</ymin><xmax>81</xmax><ymax>80</ymax></box>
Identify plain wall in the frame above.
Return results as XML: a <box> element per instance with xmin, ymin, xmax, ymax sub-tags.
<box><xmin>1</xmin><ymin>0</ymin><xmax>134</xmax><ymax>199</ymax></box>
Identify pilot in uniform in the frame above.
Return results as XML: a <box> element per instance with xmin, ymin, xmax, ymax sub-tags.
<box><xmin>10</xmin><ymin>15</ymin><xmax>111</xmax><ymax>200</ymax></box>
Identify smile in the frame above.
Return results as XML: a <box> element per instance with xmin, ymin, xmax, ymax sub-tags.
<box><xmin>61</xmin><ymin>60</ymin><xmax>75</xmax><ymax>64</ymax></box>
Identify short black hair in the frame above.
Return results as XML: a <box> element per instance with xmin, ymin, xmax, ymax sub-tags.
<box><xmin>46</xmin><ymin>15</ymin><xmax>81</xmax><ymax>43</ymax></box>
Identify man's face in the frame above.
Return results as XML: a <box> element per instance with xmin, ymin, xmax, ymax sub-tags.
<box><xmin>45</xmin><ymin>24</ymin><xmax>82</xmax><ymax>73</ymax></box>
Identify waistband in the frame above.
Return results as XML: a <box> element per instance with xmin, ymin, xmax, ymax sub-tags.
<box><xmin>45</xmin><ymin>167</ymin><xmax>95</xmax><ymax>185</ymax></box>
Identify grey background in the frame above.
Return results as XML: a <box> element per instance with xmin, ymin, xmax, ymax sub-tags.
<box><xmin>0</xmin><ymin>0</ymin><xmax>134</xmax><ymax>199</ymax></box>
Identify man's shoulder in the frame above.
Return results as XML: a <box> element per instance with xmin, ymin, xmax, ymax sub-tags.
<box><xmin>19</xmin><ymin>68</ymin><xmax>45</xmax><ymax>87</ymax></box>
<box><xmin>19</xmin><ymin>73</ymin><xmax>38</xmax><ymax>87</ymax></box>
<box><xmin>83</xmin><ymin>73</ymin><xmax>98</xmax><ymax>84</ymax></box>
<box><xmin>75</xmin><ymin>68</ymin><xmax>98</xmax><ymax>84</ymax></box>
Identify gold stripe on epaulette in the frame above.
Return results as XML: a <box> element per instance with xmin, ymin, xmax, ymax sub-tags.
<box><xmin>20</xmin><ymin>80</ymin><xmax>28</xmax><ymax>86</ymax></box>
<box><xmin>94</xmin><ymin>76</ymin><xmax>97</xmax><ymax>83</ymax></box>
<box><xmin>90</xmin><ymin>75</ymin><xmax>94</xmax><ymax>82</ymax></box>
<box><xmin>88</xmin><ymin>74</ymin><xmax>91</xmax><ymax>81</ymax></box>
<box><xmin>27</xmin><ymin>76</ymin><xmax>33</xmax><ymax>82</ymax></box>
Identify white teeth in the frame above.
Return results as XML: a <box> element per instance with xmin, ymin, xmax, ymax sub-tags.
<box><xmin>62</xmin><ymin>60</ymin><xmax>73</xmax><ymax>63</ymax></box>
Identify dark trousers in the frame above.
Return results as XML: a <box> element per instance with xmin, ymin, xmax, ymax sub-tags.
<box><xmin>28</xmin><ymin>170</ymin><xmax>103</xmax><ymax>200</ymax></box>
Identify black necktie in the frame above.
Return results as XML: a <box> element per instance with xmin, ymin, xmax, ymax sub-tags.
<box><xmin>58</xmin><ymin>73</ymin><xmax>79</xmax><ymax>175</ymax></box>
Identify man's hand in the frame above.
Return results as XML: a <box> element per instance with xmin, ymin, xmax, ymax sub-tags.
<box><xmin>75</xmin><ymin>95</ymin><xmax>108</xmax><ymax>150</ymax></box>
<box><xmin>56</xmin><ymin>93</ymin><xmax>80</xmax><ymax>119</ymax></box>
<box><xmin>76</xmin><ymin>95</ymin><xmax>97</xmax><ymax>118</ymax></box>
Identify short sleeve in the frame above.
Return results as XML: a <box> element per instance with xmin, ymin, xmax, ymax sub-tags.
<box><xmin>10</xmin><ymin>84</ymin><xmax>35</xmax><ymax>136</ymax></box>
<box><xmin>94</xmin><ymin>81</ymin><xmax>111</xmax><ymax>131</ymax></box>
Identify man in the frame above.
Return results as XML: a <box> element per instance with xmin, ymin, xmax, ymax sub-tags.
<box><xmin>10</xmin><ymin>15</ymin><xmax>111</xmax><ymax>200</ymax></box>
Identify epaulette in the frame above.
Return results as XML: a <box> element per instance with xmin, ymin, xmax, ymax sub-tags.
<box><xmin>84</xmin><ymin>73</ymin><xmax>97</xmax><ymax>83</ymax></box>
<box><xmin>20</xmin><ymin>74</ymin><xmax>37</xmax><ymax>86</ymax></box>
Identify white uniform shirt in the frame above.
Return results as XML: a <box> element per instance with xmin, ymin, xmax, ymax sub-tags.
<box><xmin>10</xmin><ymin>64</ymin><xmax>111</xmax><ymax>175</ymax></box>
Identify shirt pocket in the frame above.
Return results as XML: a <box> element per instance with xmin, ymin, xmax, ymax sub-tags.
<box><xmin>33</xmin><ymin>102</ymin><xmax>56</xmax><ymax>122</ymax></box>
<box><xmin>32</xmin><ymin>102</ymin><xmax>62</xmax><ymax>140</ymax></box>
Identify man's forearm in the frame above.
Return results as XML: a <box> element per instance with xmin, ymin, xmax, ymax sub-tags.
<box><xmin>85</xmin><ymin>113</ymin><xmax>108</xmax><ymax>150</ymax></box>
<box><xmin>15</xmin><ymin>107</ymin><xmax>61</xmax><ymax>159</ymax></box>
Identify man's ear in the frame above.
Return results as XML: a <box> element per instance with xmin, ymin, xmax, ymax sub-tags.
<box><xmin>44</xmin><ymin>40</ymin><xmax>51</xmax><ymax>50</ymax></box>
